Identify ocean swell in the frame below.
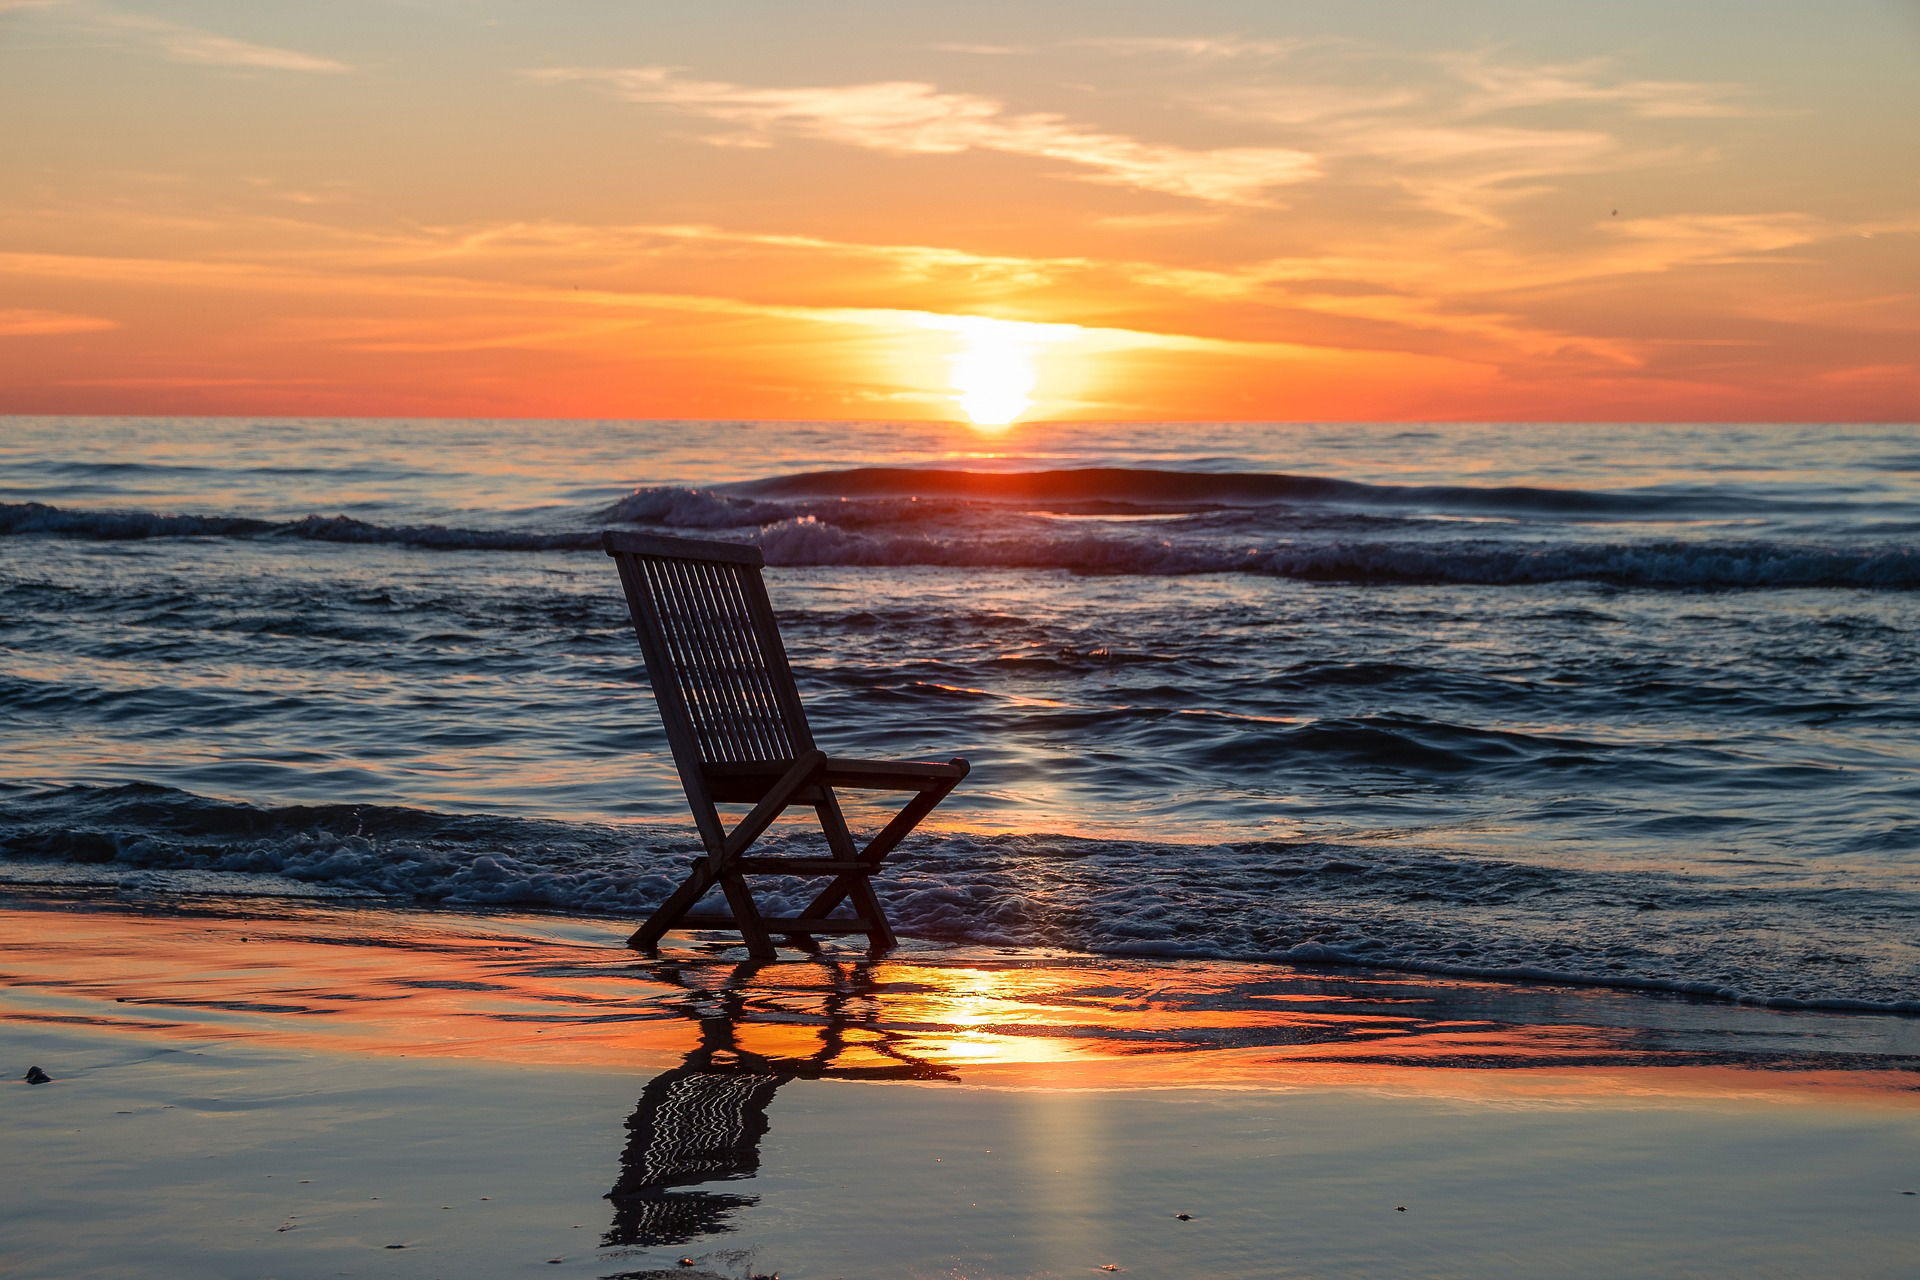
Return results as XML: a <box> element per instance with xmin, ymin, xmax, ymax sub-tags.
<box><xmin>731</xmin><ymin>465</ymin><xmax>1791</xmax><ymax>517</ymax></box>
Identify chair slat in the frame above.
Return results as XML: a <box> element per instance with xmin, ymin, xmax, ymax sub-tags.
<box><xmin>731</xmin><ymin>562</ymin><xmax>794</xmax><ymax>758</ymax></box>
<box><xmin>738</xmin><ymin>558</ymin><xmax>815</xmax><ymax>744</ymax></box>
<box><xmin>702</xmin><ymin>584</ymin><xmax>748</xmax><ymax>756</ymax></box>
<box><xmin>678</xmin><ymin>561</ymin><xmax>728</xmax><ymax>751</ymax></box>
<box><xmin>638</xmin><ymin>552</ymin><xmax>805</xmax><ymax>764</ymax></box>
<box><xmin>729</xmin><ymin>564</ymin><xmax>798</xmax><ymax>759</ymax></box>
<box><xmin>647</xmin><ymin>557</ymin><xmax>725</xmax><ymax>759</ymax></box>
<box><xmin>663</xmin><ymin>557</ymin><xmax>738</xmax><ymax>759</ymax></box>
<box><xmin>700</xmin><ymin>560</ymin><xmax>775</xmax><ymax>760</ymax></box>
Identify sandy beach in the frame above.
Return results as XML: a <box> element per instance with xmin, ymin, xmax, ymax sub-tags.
<box><xmin>6</xmin><ymin>889</ymin><xmax>1916</xmax><ymax>1279</ymax></box>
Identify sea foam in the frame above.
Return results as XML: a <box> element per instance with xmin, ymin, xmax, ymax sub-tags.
<box><xmin>3</xmin><ymin>784</ymin><xmax>1914</xmax><ymax>1014</ymax></box>
<box><xmin>5</xmin><ymin>497</ymin><xmax>1914</xmax><ymax>589</ymax></box>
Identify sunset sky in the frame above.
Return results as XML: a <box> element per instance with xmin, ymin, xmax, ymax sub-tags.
<box><xmin>2</xmin><ymin>0</ymin><xmax>1916</xmax><ymax>423</ymax></box>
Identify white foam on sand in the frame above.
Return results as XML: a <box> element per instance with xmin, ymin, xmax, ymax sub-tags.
<box><xmin>6</xmin><ymin>802</ymin><xmax>1915</xmax><ymax>1013</ymax></box>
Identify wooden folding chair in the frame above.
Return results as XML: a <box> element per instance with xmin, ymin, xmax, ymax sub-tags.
<box><xmin>605</xmin><ymin>531</ymin><xmax>968</xmax><ymax>959</ymax></box>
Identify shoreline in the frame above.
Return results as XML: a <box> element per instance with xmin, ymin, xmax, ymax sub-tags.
<box><xmin>5</xmin><ymin>890</ymin><xmax>1919</xmax><ymax>1278</ymax></box>
<box><xmin>5</xmin><ymin>886</ymin><xmax>1917</xmax><ymax>1092</ymax></box>
<box><xmin>7</xmin><ymin>858</ymin><xmax>1918</xmax><ymax>1019</ymax></box>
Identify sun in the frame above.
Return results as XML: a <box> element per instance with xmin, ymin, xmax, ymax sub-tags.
<box><xmin>947</xmin><ymin>316</ymin><xmax>1040</xmax><ymax>430</ymax></box>
<box><xmin>904</xmin><ymin>313</ymin><xmax>1086</xmax><ymax>430</ymax></box>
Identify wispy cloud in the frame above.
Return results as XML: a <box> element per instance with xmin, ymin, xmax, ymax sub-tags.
<box><xmin>242</xmin><ymin>176</ymin><xmax>357</xmax><ymax>206</ymax></box>
<box><xmin>279</xmin><ymin>313</ymin><xmax>651</xmax><ymax>355</ymax></box>
<box><xmin>528</xmin><ymin>46</ymin><xmax>1758</xmax><ymax>227</ymax></box>
<box><xmin>0</xmin><ymin>307</ymin><xmax>118</xmax><ymax>337</ymax></box>
<box><xmin>1198</xmin><ymin>83</ymin><xmax>1423</xmax><ymax>126</ymax></box>
<box><xmin>103</xmin><ymin>10</ymin><xmax>349</xmax><ymax>72</ymax></box>
<box><xmin>0</xmin><ymin>244</ymin><xmax>1319</xmax><ymax>368</ymax></box>
<box><xmin>59</xmin><ymin>376</ymin><xmax>308</xmax><ymax>389</ymax></box>
<box><xmin>5</xmin><ymin>193</ymin><xmax>1912</xmax><ymax>418</ymax></box>
<box><xmin>1596</xmin><ymin>212</ymin><xmax>1837</xmax><ymax>263</ymax></box>
<box><xmin>1439</xmin><ymin>52</ymin><xmax>1754</xmax><ymax>119</ymax></box>
<box><xmin>1076</xmin><ymin>35</ymin><xmax>1317</xmax><ymax>62</ymax></box>
<box><xmin>924</xmin><ymin>42</ymin><xmax>1029</xmax><ymax>56</ymax></box>
<box><xmin>525</xmin><ymin>67</ymin><xmax>1318</xmax><ymax>205</ymax></box>
<box><xmin>1180</xmin><ymin>48</ymin><xmax>1752</xmax><ymax>227</ymax></box>
<box><xmin>1358</xmin><ymin>124</ymin><xmax>1636</xmax><ymax>226</ymax></box>
<box><xmin>9</xmin><ymin>199</ymin><xmax>1893</xmax><ymax>381</ymax></box>
<box><xmin>19</xmin><ymin>2</ymin><xmax>351</xmax><ymax>73</ymax></box>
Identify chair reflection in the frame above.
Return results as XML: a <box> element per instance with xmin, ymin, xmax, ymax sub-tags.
<box><xmin>605</xmin><ymin>957</ymin><xmax>954</xmax><ymax>1248</ymax></box>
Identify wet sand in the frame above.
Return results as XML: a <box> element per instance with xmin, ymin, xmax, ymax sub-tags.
<box><xmin>4</xmin><ymin>891</ymin><xmax>1918</xmax><ymax>1278</ymax></box>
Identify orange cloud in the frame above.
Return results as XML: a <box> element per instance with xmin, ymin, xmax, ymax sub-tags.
<box><xmin>1075</xmin><ymin>35</ymin><xmax>1319</xmax><ymax>61</ymax></box>
<box><xmin>1437</xmin><ymin>52</ymin><xmax>1755</xmax><ymax>119</ymax></box>
<box><xmin>0</xmin><ymin>307</ymin><xmax>118</xmax><ymax>336</ymax></box>
<box><xmin>28</xmin><ymin>2</ymin><xmax>351</xmax><ymax>73</ymax></box>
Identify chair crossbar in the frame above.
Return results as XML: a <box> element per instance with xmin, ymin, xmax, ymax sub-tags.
<box><xmin>679</xmin><ymin>916</ymin><xmax>877</xmax><ymax>935</ymax></box>
<box><xmin>605</xmin><ymin>531</ymin><xmax>968</xmax><ymax>959</ymax></box>
<box><xmin>733</xmin><ymin>858</ymin><xmax>875</xmax><ymax>875</ymax></box>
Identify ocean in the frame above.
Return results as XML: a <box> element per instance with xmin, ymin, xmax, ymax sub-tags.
<box><xmin>2</xmin><ymin>417</ymin><xmax>1915</xmax><ymax>1011</ymax></box>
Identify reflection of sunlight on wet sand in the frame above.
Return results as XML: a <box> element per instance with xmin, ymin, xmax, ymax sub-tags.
<box><xmin>891</xmin><ymin>966</ymin><xmax>1091</xmax><ymax>1069</ymax></box>
<box><xmin>1024</xmin><ymin>1088</ymin><xmax>1110</xmax><ymax>1276</ymax></box>
<box><xmin>7</xmin><ymin>901</ymin><xmax>1916</xmax><ymax>1104</ymax></box>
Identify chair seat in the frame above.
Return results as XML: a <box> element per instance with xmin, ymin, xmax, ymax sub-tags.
<box><xmin>703</xmin><ymin>756</ymin><xmax>966</xmax><ymax>803</ymax></box>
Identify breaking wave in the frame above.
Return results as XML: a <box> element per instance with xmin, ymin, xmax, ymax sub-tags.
<box><xmin>0</xmin><ymin>501</ymin><xmax>598</xmax><ymax>551</ymax></box>
<box><xmin>752</xmin><ymin>518</ymin><xmax>1920</xmax><ymax>589</ymax></box>
<box><xmin>7</xmin><ymin>460</ymin><xmax>1916</xmax><ymax>590</ymax></box>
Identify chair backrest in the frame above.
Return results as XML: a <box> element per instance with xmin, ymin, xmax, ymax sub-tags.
<box><xmin>604</xmin><ymin>532</ymin><xmax>816</xmax><ymax>774</ymax></box>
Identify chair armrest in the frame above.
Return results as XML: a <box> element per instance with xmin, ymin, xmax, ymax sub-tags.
<box><xmin>821</xmin><ymin>756</ymin><xmax>970</xmax><ymax>791</ymax></box>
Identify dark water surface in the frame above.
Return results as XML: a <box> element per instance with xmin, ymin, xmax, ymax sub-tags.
<box><xmin>2</xmin><ymin>418</ymin><xmax>1916</xmax><ymax>1008</ymax></box>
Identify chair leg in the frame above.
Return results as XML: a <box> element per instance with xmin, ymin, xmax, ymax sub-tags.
<box><xmin>801</xmin><ymin>777</ymin><xmax>957</xmax><ymax>922</ymax></box>
<box><xmin>779</xmin><ymin>929</ymin><xmax>826</xmax><ymax>955</ymax></box>
<box><xmin>718</xmin><ymin>870</ymin><xmax>777</xmax><ymax>962</ymax></box>
<box><xmin>799</xmin><ymin>790</ymin><xmax>897</xmax><ymax>950</ymax></box>
<box><xmin>627</xmin><ymin>861</ymin><xmax>718</xmax><ymax>951</ymax></box>
<box><xmin>636</xmin><ymin>771</ymin><xmax>952</xmax><ymax>958</ymax></box>
<box><xmin>844</xmin><ymin>874</ymin><xmax>896</xmax><ymax>952</ymax></box>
